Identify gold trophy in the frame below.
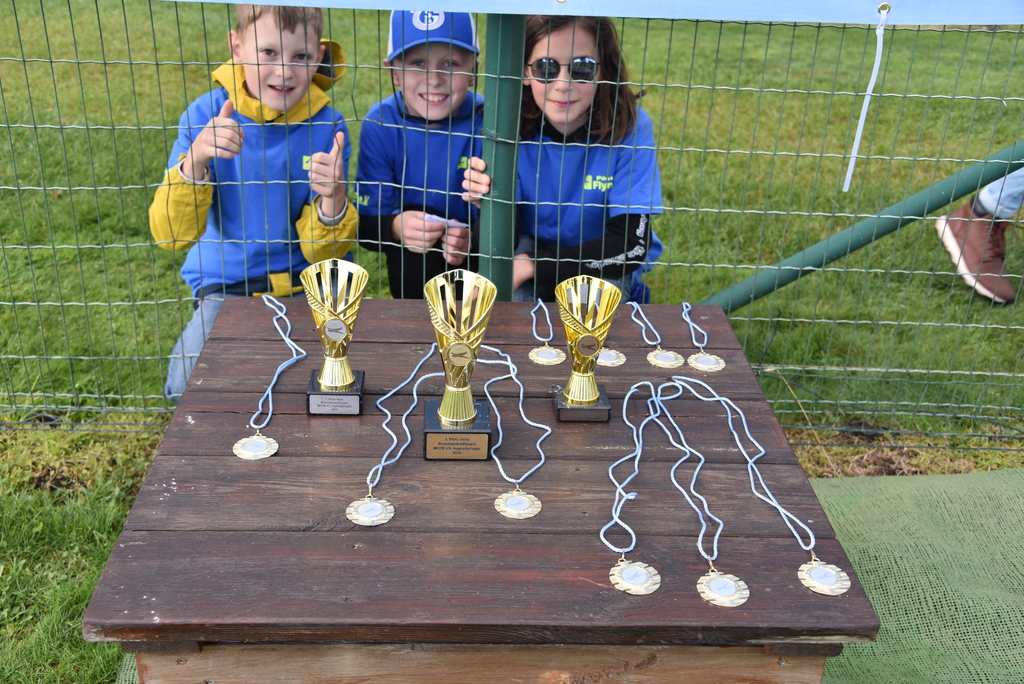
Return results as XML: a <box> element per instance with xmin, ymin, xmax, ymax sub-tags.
<box><xmin>300</xmin><ymin>259</ymin><xmax>369</xmax><ymax>415</ymax></box>
<box><xmin>553</xmin><ymin>276</ymin><xmax>622</xmax><ymax>421</ymax></box>
<box><xmin>422</xmin><ymin>270</ymin><xmax>497</xmax><ymax>459</ymax></box>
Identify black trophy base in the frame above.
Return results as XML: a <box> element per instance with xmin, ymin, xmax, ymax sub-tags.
<box><xmin>552</xmin><ymin>384</ymin><xmax>612</xmax><ymax>422</ymax></box>
<box><xmin>423</xmin><ymin>399</ymin><xmax>491</xmax><ymax>460</ymax></box>
<box><xmin>306</xmin><ymin>369</ymin><xmax>364</xmax><ymax>415</ymax></box>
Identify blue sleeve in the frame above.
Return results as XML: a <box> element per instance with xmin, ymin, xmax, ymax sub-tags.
<box><xmin>355</xmin><ymin>109</ymin><xmax>397</xmax><ymax>217</ymax></box>
<box><xmin>608</xmin><ymin>109</ymin><xmax>663</xmax><ymax>218</ymax></box>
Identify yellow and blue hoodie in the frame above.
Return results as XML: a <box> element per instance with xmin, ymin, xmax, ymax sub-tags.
<box><xmin>148</xmin><ymin>41</ymin><xmax>356</xmax><ymax>298</ymax></box>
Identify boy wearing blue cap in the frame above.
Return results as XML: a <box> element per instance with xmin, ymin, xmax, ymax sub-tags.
<box><xmin>356</xmin><ymin>11</ymin><xmax>483</xmax><ymax>299</ymax></box>
<box><xmin>150</xmin><ymin>4</ymin><xmax>356</xmax><ymax>401</ymax></box>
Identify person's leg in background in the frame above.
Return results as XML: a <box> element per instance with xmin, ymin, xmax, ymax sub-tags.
<box><xmin>935</xmin><ymin>167</ymin><xmax>1024</xmax><ymax>304</ymax></box>
<box><xmin>977</xmin><ymin>168</ymin><xmax>1024</xmax><ymax>222</ymax></box>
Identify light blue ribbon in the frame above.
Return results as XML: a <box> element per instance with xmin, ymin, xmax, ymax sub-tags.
<box><xmin>628</xmin><ymin>302</ymin><xmax>662</xmax><ymax>347</ymax></box>
<box><xmin>600</xmin><ymin>381</ymin><xmax>663</xmax><ymax>554</ymax></box>
<box><xmin>249</xmin><ymin>295</ymin><xmax>307</xmax><ymax>431</ymax></box>
<box><xmin>681</xmin><ymin>302</ymin><xmax>708</xmax><ymax>350</ymax></box>
<box><xmin>479</xmin><ymin>345</ymin><xmax>552</xmax><ymax>486</ymax></box>
<box><xmin>601</xmin><ymin>375</ymin><xmax>817</xmax><ymax>560</ymax></box>
<box><xmin>670</xmin><ymin>375</ymin><xmax>817</xmax><ymax>551</ymax></box>
<box><xmin>366</xmin><ymin>343</ymin><xmax>441</xmax><ymax>490</ymax></box>
<box><xmin>529</xmin><ymin>298</ymin><xmax>555</xmax><ymax>343</ymax></box>
<box><xmin>843</xmin><ymin>5</ymin><xmax>891</xmax><ymax>192</ymax></box>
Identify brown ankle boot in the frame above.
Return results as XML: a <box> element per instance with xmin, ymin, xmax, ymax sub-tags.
<box><xmin>935</xmin><ymin>198</ymin><xmax>1016</xmax><ymax>303</ymax></box>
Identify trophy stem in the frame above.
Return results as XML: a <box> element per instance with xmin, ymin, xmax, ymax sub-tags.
<box><xmin>438</xmin><ymin>385</ymin><xmax>478</xmax><ymax>429</ymax></box>
<box><xmin>319</xmin><ymin>355</ymin><xmax>355</xmax><ymax>392</ymax></box>
<box><xmin>563</xmin><ymin>371</ymin><xmax>601</xmax><ymax>406</ymax></box>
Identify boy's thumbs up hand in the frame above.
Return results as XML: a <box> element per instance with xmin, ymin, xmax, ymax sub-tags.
<box><xmin>310</xmin><ymin>130</ymin><xmax>348</xmax><ymax>218</ymax></box>
<box><xmin>309</xmin><ymin>131</ymin><xmax>346</xmax><ymax>196</ymax></box>
<box><xmin>181</xmin><ymin>99</ymin><xmax>243</xmax><ymax>181</ymax></box>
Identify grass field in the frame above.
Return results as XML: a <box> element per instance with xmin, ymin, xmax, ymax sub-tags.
<box><xmin>1</xmin><ymin>2</ymin><xmax>1023</xmax><ymax>444</ymax></box>
<box><xmin>0</xmin><ymin>423</ymin><xmax>161</xmax><ymax>684</ymax></box>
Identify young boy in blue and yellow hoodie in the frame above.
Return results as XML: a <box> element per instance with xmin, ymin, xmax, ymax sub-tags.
<box><xmin>150</xmin><ymin>4</ymin><xmax>356</xmax><ymax>401</ymax></box>
<box><xmin>356</xmin><ymin>11</ymin><xmax>483</xmax><ymax>299</ymax></box>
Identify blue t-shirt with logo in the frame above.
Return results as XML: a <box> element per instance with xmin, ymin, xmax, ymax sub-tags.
<box><xmin>356</xmin><ymin>92</ymin><xmax>483</xmax><ymax>222</ymax></box>
<box><xmin>515</xmin><ymin>107</ymin><xmax>663</xmax><ymax>267</ymax></box>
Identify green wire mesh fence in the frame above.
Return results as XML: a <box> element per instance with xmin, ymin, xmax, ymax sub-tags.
<box><xmin>1</xmin><ymin>1</ymin><xmax>1022</xmax><ymax>447</ymax></box>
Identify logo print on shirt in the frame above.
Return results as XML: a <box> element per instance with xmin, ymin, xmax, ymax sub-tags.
<box><xmin>584</xmin><ymin>175</ymin><xmax>614</xmax><ymax>191</ymax></box>
<box><xmin>411</xmin><ymin>11</ymin><xmax>445</xmax><ymax>31</ymax></box>
<box><xmin>457</xmin><ymin>156</ymin><xmax>469</xmax><ymax>170</ymax></box>
<box><xmin>302</xmin><ymin>155</ymin><xmax>312</xmax><ymax>170</ymax></box>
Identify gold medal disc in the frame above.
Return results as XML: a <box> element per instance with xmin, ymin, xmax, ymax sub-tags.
<box><xmin>494</xmin><ymin>490</ymin><xmax>542</xmax><ymax>519</ymax></box>
<box><xmin>798</xmin><ymin>559</ymin><xmax>851</xmax><ymax>596</ymax></box>
<box><xmin>687</xmin><ymin>351</ymin><xmax>726</xmax><ymax>372</ymax></box>
<box><xmin>696</xmin><ymin>570</ymin><xmax>749</xmax><ymax>607</ymax></box>
<box><xmin>346</xmin><ymin>496</ymin><xmax>395</xmax><ymax>526</ymax></box>
<box><xmin>529</xmin><ymin>345</ymin><xmax>566</xmax><ymax>366</ymax></box>
<box><xmin>609</xmin><ymin>558</ymin><xmax>661</xmax><ymax>595</ymax></box>
<box><xmin>596</xmin><ymin>348</ymin><xmax>627</xmax><ymax>367</ymax></box>
<box><xmin>233</xmin><ymin>435</ymin><xmax>279</xmax><ymax>460</ymax></box>
<box><xmin>648</xmin><ymin>348</ymin><xmax>686</xmax><ymax>369</ymax></box>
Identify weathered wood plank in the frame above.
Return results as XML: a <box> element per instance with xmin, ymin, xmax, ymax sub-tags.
<box><xmin>136</xmin><ymin>644</ymin><xmax>826</xmax><ymax>684</ymax></box>
<box><xmin>162</xmin><ymin>394</ymin><xmax>797</xmax><ymax>464</ymax></box>
<box><xmin>84</xmin><ymin>533</ymin><xmax>875</xmax><ymax>645</ymax></box>
<box><xmin>208</xmin><ymin>299</ymin><xmax>742</xmax><ymax>350</ymax></box>
<box><xmin>125</xmin><ymin>457</ymin><xmax>835</xmax><ymax>539</ymax></box>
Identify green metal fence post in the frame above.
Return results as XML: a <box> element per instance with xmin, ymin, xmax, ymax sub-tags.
<box><xmin>477</xmin><ymin>14</ymin><xmax>525</xmax><ymax>301</ymax></box>
<box><xmin>702</xmin><ymin>140</ymin><xmax>1024</xmax><ymax>313</ymax></box>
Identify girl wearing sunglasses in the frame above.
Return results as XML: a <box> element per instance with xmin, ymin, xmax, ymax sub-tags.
<box><xmin>463</xmin><ymin>15</ymin><xmax>662</xmax><ymax>302</ymax></box>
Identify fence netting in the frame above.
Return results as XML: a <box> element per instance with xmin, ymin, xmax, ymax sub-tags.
<box><xmin>1</xmin><ymin>1</ymin><xmax>1021</xmax><ymax>448</ymax></box>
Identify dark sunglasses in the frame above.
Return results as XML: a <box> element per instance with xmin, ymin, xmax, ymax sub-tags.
<box><xmin>528</xmin><ymin>57</ymin><xmax>599</xmax><ymax>83</ymax></box>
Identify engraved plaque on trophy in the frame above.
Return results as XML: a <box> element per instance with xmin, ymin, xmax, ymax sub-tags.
<box><xmin>553</xmin><ymin>276</ymin><xmax>622</xmax><ymax>422</ymax></box>
<box><xmin>422</xmin><ymin>270</ymin><xmax>497</xmax><ymax>459</ymax></box>
<box><xmin>300</xmin><ymin>259</ymin><xmax>369</xmax><ymax>415</ymax></box>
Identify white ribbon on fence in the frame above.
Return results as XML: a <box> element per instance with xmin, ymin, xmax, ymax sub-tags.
<box><xmin>843</xmin><ymin>3</ymin><xmax>890</xmax><ymax>193</ymax></box>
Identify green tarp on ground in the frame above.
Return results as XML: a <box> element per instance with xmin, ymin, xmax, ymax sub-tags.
<box><xmin>813</xmin><ymin>468</ymin><xmax>1024</xmax><ymax>684</ymax></box>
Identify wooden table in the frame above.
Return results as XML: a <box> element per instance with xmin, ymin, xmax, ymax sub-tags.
<box><xmin>83</xmin><ymin>298</ymin><xmax>878</xmax><ymax>684</ymax></box>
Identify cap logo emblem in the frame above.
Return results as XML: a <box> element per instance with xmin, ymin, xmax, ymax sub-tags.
<box><xmin>411</xmin><ymin>11</ymin><xmax>445</xmax><ymax>31</ymax></box>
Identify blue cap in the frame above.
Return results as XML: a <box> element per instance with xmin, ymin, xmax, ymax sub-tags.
<box><xmin>386</xmin><ymin>11</ymin><xmax>479</xmax><ymax>63</ymax></box>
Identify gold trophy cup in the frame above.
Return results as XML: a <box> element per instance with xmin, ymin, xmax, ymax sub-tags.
<box><xmin>300</xmin><ymin>259</ymin><xmax>369</xmax><ymax>415</ymax></box>
<box><xmin>422</xmin><ymin>270</ymin><xmax>497</xmax><ymax>459</ymax></box>
<box><xmin>553</xmin><ymin>276</ymin><xmax>622</xmax><ymax>421</ymax></box>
